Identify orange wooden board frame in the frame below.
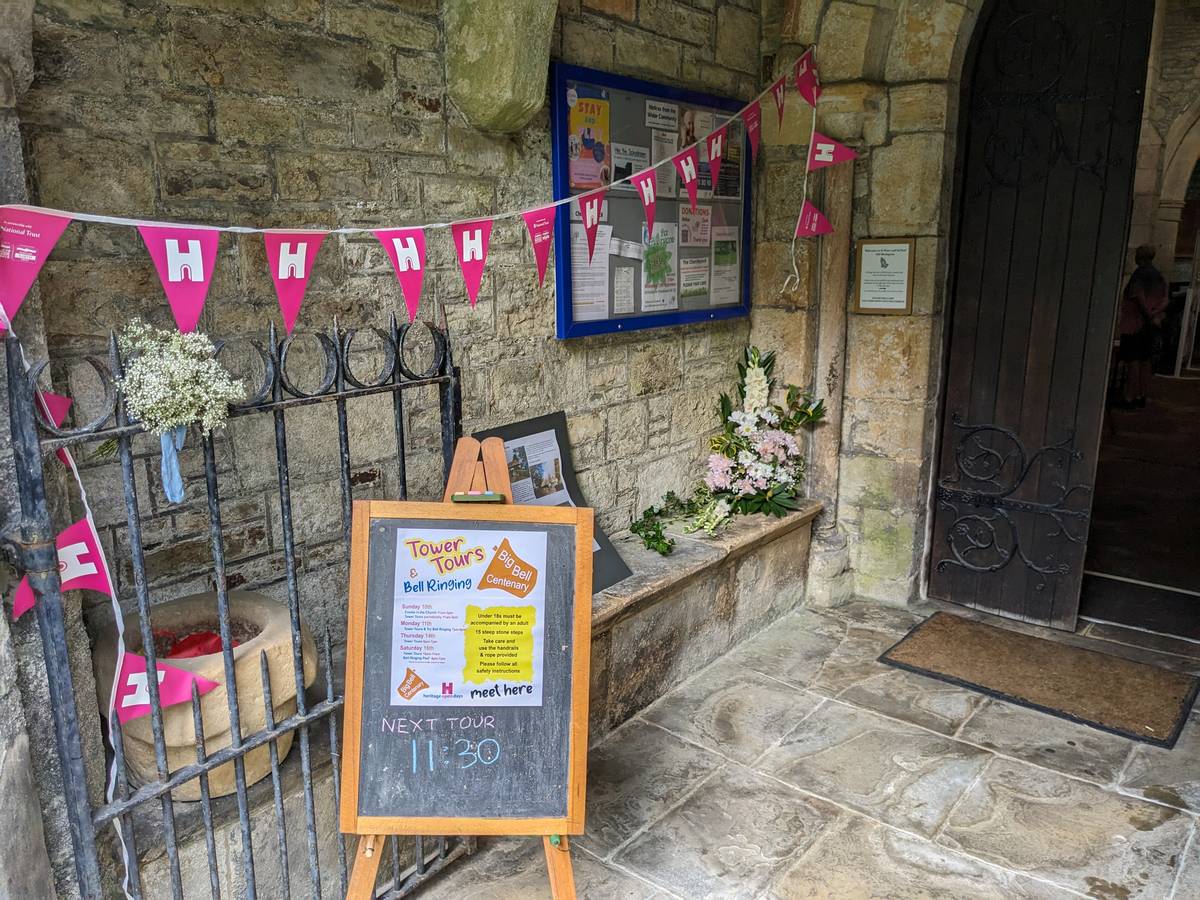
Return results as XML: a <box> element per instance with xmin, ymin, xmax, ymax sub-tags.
<box><xmin>340</xmin><ymin>437</ymin><xmax>592</xmax><ymax>898</ymax></box>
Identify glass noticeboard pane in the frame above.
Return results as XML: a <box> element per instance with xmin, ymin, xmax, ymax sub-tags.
<box><xmin>551</xmin><ymin>63</ymin><xmax>753</xmax><ymax>339</ymax></box>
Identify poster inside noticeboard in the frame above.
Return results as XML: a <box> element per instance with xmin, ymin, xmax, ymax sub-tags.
<box><xmin>550</xmin><ymin>62</ymin><xmax>753</xmax><ymax>339</ymax></box>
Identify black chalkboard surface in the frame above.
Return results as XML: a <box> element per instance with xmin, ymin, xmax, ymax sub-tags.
<box><xmin>341</xmin><ymin>500</ymin><xmax>593</xmax><ymax>837</ymax></box>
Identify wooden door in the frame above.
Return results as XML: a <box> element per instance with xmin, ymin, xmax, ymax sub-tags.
<box><xmin>928</xmin><ymin>0</ymin><xmax>1153</xmax><ymax>629</ymax></box>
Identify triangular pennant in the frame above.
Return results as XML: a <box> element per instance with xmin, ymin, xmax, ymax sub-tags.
<box><xmin>705</xmin><ymin>125</ymin><xmax>729</xmax><ymax>189</ymax></box>
<box><xmin>795</xmin><ymin>200</ymin><xmax>834</xmax><ymax>238</ymax></box>
<box><xmin>12</xmin><ymin>517</ymin><xmax>112</xmax><ymax>620</ymax></box>
<box><xmin>770</xmin><ymin>76</ymin><xmax>787</xmax><ymax>128</ymax></box>
<box><xmin>672</xmin><ymin>146</ymin><xmax>701</xmax><ymax>212</ymax></box>
<box><xmin>37</xmin><ymin>390</ymin><xmax>74</xmax><ymax>468</ymax></box>
<box><xmin>631</xmin><ymin>169</ymin><xmax>657</xmax><ymax>234</ymax></box>
<box><xmin>451</xmin><ymin>219</ymin><xmax>493</xmax><ymax>307</ymax></box>
<box><xmin>114</xmin><ymin>652</ymin><xmax>219</xmax><ymax>724</ymax></box>
<box><xmin>374</xmin><ymin>228</ymin><xmax>426</xmax><ymax>323</ymax></box>
<box><xmin>521</xmin><ymin>206</ymin><xmax>556</xmax><ymax>287</ymax></box>
<box><xmin>138</xmin><ymin>225</ymin><xmax>221</xmax><ymax>333</ymax></box>
<box><xmin>577</xmin><ymin>190</ymin><xmax>606</xmax><ymax>262</ymax></box>
<box><xmin>795</xmin><ymin>49</ymin><xmax>822</xmax><ymax>107</ymax></box>
<box><xmin>263</xmin><ymin>231</ymin><xmax>327</xmax><ymax>334</ymax></box>
<box><xmin>807</xmin><ymin>132</ymin><xmax>858</xmax><ymax>170</ymax></box>
<box><xmin>741</xmin><ymin>102</ymin><xmax>762</xmax><ymax>162</ymax></box>
<box><xmin>0</xmin><ymin>206</ymin><xmax>73</xmax><ymax>329</ymax></box>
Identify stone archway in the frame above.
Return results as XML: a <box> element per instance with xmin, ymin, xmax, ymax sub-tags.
<box><xmin>1156</xmin><ymin>102</ymin><xmax>1200</xmax><ymax>267</ymax></box>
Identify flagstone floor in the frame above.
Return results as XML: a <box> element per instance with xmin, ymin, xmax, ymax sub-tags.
<box><xmin>420</xmin><ymin>601</ymin><xmax>1200</xmax><ymax>899</ymax></box>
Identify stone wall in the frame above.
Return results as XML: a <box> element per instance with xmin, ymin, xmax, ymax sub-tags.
<box><xmin>15</xmin><ymin>0</ymin><xmax>767</xmax><ymax>892</ymax></box>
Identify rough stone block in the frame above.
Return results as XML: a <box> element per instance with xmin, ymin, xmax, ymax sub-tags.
<box><xmin>583</xmin><ymin>0</ymin><xmax>635</xmax><ymax>21</ymax></box>
<box><xmin>749</xmin><ymin>306</ymin><xmax>813</xmax><ymax>391</ymax></box>
<box><xmin>30</xmin><ymin>132</ymin><xmax>155</xmax><ymax>215</ymax></box>
<box><xmin>889</xmin><ymin>82</ymin><xmax>949</xmax><ymax>133</ymax></box>
<box><xmin>327</xmin><ymin>3</ymin><xmax>439</xmax><ymax>50</ymax></box>
<box><xmin>845</xmin><ymin>315</ymin><xmax>933</xmax><ymax>402</ymax></box>
<box><xmin>641</xmin><ymin>0</ymin><xmax>713</xmax><ymax>48</ymax></box>
<box><xmin>838</xmin><ymin>455</ymin><xmax>922</xmax><ymax>513</ymax></box>
<box><xmin>819</xmin><ymin>2</ymin><xmax>878</xmax><ymax>82</ymax></box>
<box><xmin>562</xmin><ymin>17</ymin><xmax>615</xmax><ymax>69</ymax></box>
<box><xmin>215</xmin><ymin>97</ymin><xmax>301</xmax><ymax>147</ymax></box>
<box><xmin>853</xmin><ymin>507</ymin><xmax>919</xmax><ymax>581</ymax></box>
<box><xmin>886</xmin><ymin>0</ymin><xmax>969</xmax><ymax>82</ymax></box>
<box><xmin>870</xmin><ymin>132</ymin><xmax>946</xmax><ymax>235</ymax></box>
<box><xmin>731</xmin><ymin>523</ymin><xmax>811</xmax><ymax>640</ymax></box>
<box><xmin>614</xmin><ymin>27</ymin><xmax>681</xmax><ymax>82</ymax></box>
<box><xmin>846</xmin><ymin>398</ymin><xmax>930</xmax><ymax>462</ymax></box>
<box><xmin>605</xmin><ymin>401</ymin><xmax>649</xmax><ymax>457</ymax></box>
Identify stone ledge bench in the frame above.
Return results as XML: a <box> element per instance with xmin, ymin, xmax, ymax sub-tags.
<box><xmin>588</xmin><ymin>500</ymin><xmax>823</xmax><ymax>743</ymax></box>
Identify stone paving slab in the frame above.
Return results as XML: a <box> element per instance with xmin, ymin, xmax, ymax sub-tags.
<box><xmin>939</xmin><ymin>757</ymin><xmax>1192</xmax><ymax>898</ymax></box>
<box><xmin>614</xmin><ymin>763</ymin><xmax>838</xmax><ymax>899</ymax></box>
<box><xmin>755</xmin><ymin>701</ymin><xmax>992</xmax><ymax>837</ymax></box>
<box><xmin>1120</xmin><ymin>712</ymin><xmax>1200</xmax><ymax>812</ymax></box>
<box><xmin>765</xmin><ymin>813</ymin><xmax>1079</xmax><ymax>899</ymax></box>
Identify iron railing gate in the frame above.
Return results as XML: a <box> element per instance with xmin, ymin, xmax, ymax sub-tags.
<box><xmin>4</xmin><ymin>316</ymin><xmax>472</xmax><ymax>898</ymax></box>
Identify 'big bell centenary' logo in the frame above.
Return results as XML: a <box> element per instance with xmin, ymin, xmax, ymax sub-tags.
<box><xmin>479</xmin><ymin>538</ymin><xmax>538</xmax><ymax>599</ymax></box>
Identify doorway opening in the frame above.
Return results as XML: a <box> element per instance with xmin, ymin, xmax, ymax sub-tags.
<box><xmin>1081</xmin><ymin>156</ymin><xmax>1200</xmax><ymax>642</ymax></box>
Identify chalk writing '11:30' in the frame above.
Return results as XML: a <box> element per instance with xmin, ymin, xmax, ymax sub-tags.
<box><xmin>409</xmin><ymin>738</ymin><xmax>502</xmax><ymax>773</ymax></box>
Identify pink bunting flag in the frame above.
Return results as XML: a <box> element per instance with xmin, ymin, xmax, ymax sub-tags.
<box><xmin>114</xmin><ymin>652</ymin><xmax>219</xmax><ymax>724</ymax></box>
<box><xmin>12</xmin><ymin>517</ymin><xmax>112</xmax><ymax>620</ymax></box>
<box><xmin>705</xmin><ymin>124</ymin><xmax>729</xmax><ymax>188</ymax></box>
<box><xmin>794</xmin><ymin>49</ymin><xmax>822</xmax><ymax>108</ymax></box>
<box><xmin>37</xmin><ymin>391</ymin><xmax>73</xmax><ymax>467</ymax></box>
<box><xmin>807</xmin><ymin>132</ymin><xmax>858</xmax><ymax>170</ymax></box>
<box><xmin>577</xmin><ymin>190</ymin><xmax>606</xmax><ymax>263</ymax></box>
<box><xmin>451</xmin><ymin>219</ymin><xmax>493</xmax><ymax>307</ymax></box>
<box><xmin>0</xmin><ymin>206</ymin><xmax>73</xmax><ymax>330</ymax></box>
<box><xmin>741</xmin><ymin>102</ymin><xmax>763</xmax><ymax>162</ymax></box>
<box><xmin>795</xmin><ymin>200</ymin><xmax>834</xmax><ymax>238</ymax></box>
<box><xmin>672</xmin><ymin>146</ymin><xmax>702</xmax><ymax>213</ymax></box>
<box><xmin>263</xmin><ymin>231</ymin><xmax>327</xmax><ymax>335</ymax></box>
<box><xmin>631</xmin><ymin>169</ymin><xmax>657</xmax><ymax>234</ymax></box>
<box><xmin>521</xmin><ymin>206</ymin><xmax>556</xmax><ymax>287</ymax></box>
<box><xmin>770</xmin><ymin>76</ymin><xmax>787</xmax><ymax>128</ymax></box>
<box><xmin>374</xmin><ymin>228</ymin><xmax>426</xmax><ymax>323</ymax></box>
<box><xmin>138</xmin><ymin>225</ymin><xmax>220</xmax><ymax>333</ymax></box>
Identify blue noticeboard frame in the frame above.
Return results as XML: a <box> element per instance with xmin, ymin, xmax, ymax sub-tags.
<box><xmin>550</xmin><ymin>62</ymin><xmax>754</xmax><ymax>340</ymax></box>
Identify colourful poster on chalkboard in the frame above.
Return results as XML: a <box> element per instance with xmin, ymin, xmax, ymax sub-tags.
<box><xmin>567</xmin><ymin>86</ymin><xmax>611</xmax><ymax>190</ymax></box>
<box><xmin>390</xmin><ymin>528</ymin><xmax>547</xmax><ymax>707</ymax></box>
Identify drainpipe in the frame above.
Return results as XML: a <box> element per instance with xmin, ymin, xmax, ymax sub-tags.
<box><xmin>804</xmin><ymin>163</ymin><xmax>855</xmax><ymax>607</ymax></box>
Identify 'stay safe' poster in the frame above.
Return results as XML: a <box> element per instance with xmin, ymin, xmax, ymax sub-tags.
<box><xmin>390</xmin><ymin>528</ymin><xmax>547</xmax><ymax>707</ymax></box>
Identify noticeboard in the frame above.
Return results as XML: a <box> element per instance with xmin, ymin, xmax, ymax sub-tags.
<box><xmin>340</xmin><ymin>501</ymin><xmax>593</xmax><ymax>836</ymax></box>
<box><xmin>550</xmin><ymin>62</ymin><xmax>753</xmax><ymax>339</ymax></box>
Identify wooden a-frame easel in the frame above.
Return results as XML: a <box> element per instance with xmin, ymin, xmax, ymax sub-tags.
<box><xmin>345</xmin><ymin>435</ymin><xmax>577</xmax><ymax>900</ymax></box>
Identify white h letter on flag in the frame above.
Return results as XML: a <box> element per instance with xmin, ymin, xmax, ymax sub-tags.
<box><xmin>637</xmin><ymin>178</ymin><xmax>654</xmax><ymax>205</ymax></box>
<box><xmin>277</xmin><ymin>242</ymin><xmax>306</xmax><ymax>279</ymax></box>
<box><xmin>391</xmin><ymin>236</ymin><xmax>422</xmax><ymax>272</ymax></box>
<box><xmin>815</xmin><ymin>142</ymin><xmax>835</xmax><ymax>164</ymax></box>
<box><xmin>58</xmin><ymin>542</ymin><xmax>98</xmax><ymax>582</ymax></box>
<box><xmin>709</xmin><ymin>133</ymin><xmax>724</xmax><ymax>158</ymax></box>
<box><xmin>679</xmin><ymin>156</ymin><xmax>696</xmax><ymax>183</ymax></box>
<box><xmin>122</xmin><ymin>670</ymin><xmax>166</xmax><ymax>708</ymax></box>
<box><xmin>584</xmin><ymin>198</ymin><xmax>600</xmax><ymax>228</ymax></box>
<box><xmin>165</xmin><ymin>239</ymin><xmax>204</xmax><ymax>282</ymax></box>
<box><xmin>459</xmin><ymin>228</ymin><xmax>484</xmax><ymax>262</ymax></box>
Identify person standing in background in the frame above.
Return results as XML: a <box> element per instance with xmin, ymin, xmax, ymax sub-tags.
<box><xmin>1118</xmin><ymin>244</ymin><xmax>1168</xmax><ymax>408</ymax></box>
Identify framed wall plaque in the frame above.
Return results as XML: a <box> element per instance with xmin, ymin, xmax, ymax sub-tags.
<box><xmin>854</xmin><ymin>238</ymin><xmax>915</xmax><ymax>315</ymax></box>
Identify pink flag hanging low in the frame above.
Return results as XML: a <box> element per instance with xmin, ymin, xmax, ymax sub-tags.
<box><xmin>114</xmin><ymin>652</ymin><xmax>219</xmax><ymax>724</ymax></box>
<box><xmin>521</xmin><ymin>206</ymin><xmax>556</xmax><ymax>287</ymax></box>
<box><xmin>742</xmin><ymin>102</ymin><xmax>763</xmax><ymax>162</ymax></box>
<box><xmin>578</xmin><ymin>190</ymin><xmax>606</xmax><ymax>262</ymax></box>
<box><xmin>705</xmin><ymin>125</ymin><xmax>729</xmax><ymax>189</ymax></box>
<box><xmin>0</xmin><ymin>206</ymin><xmax>73</xmax><ymax>329</ymax></box>
<box><xmin>672</xmin><ymin>146</ymin><xmax>702</xmax><ymax>213</ymax></box>
<box><xmin>795</xmin><ymin>49</ymin><xmax>822</xmax><ymax>108</ymax></box>
<box><xmin>374</xmin><ymin>228</ymin><xmax>427</xmax><ymax>323</ymax></box>
<box><xmin>263</xmin><ymin>231</ymin><xmax>327</xmax><ymax>334</ymax></box>
<box><xmin>631</xmin><ymin>169</ymin><xmax>657</xmax><ymax>234</ymax></box>
<box><xmin>451</xmin><ymin>219</ymin><xmax>493</xmax><ymax>307</ymax></box>
<box><xmin>37</xmin><ymin>390</ymin><xmax>73</xmax><ymax>467</ymax></box>
<box><xmin>795</xmin><ymin>200</ymin><xmax>834</xmax><ymax>238</ymax></box>
<box><xmin>807</xmin><ymin>132</ymin><xmax>857</xmax><ymax>170</ymax></box>
<box><xmin>770</xmin><ymin>76</ymin><xmax>788</xmax><ymax>128</ymax></box>
<box><xmin>12</xmin><ymin>517</ymin><xmax>112</xmax><ymax>620</ymax></box>
<box><xmin>138</xmin><ymin>225</ymin><xmax>221</xmax><ymax>333</ymax></box>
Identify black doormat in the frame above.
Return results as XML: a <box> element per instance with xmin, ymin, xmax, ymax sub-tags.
<box><xmin>880</xmin><ymin>612</ymin><xmax>1200</xmax><ymax>748</ymax></box>
<box><xmin>1080</xmin><ymin>573</ymin><xmax>1200</xmax><ymax>641</ymax></box>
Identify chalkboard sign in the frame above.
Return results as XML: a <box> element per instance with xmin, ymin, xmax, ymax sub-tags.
<box><xmin>340</xmin><ymin>501</ymin><xmax>593</xmax><ymax>836</ymax></box>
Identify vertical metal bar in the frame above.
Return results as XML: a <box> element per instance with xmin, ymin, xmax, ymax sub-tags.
<box><xmin>189</xmin><ymin>685</ymin><xmax>222</xmax><ymax>900</ymax></box>
<box><xmin>111</xmin><ymin>336</ymin><xmax>185</xmax><ymax>900</ymax></box>
<box><xmin>333</xmin><ymin>322</ymin><xmax>354</xmax><ymax>554</ymax></box>
<box><xmin>5</xmin><ymin>334</ymin><xmax>105</xmax><ymax>897</ymax></box>
<box><xmin>201</xmin><ymin>435</ymin><xmax>257</xmax><ymax>898</ymax></box>
<box><xmin>270</xmin><ymin>325</ymin><xmax>324</xmax><ymax>898</ymax></box>
<box><xmin>259</xmin><ymin>652</ymin><xmax>290</xmax><ymax>899</ymax></box>
<box><xmin>322</xmin><ymin>632</ymin><xmax>348</xmax><ymax>897</ymax></box>
<box><xmin>389</xmin><ymin>313</ymin><xmax>408</xmax><ymax>500</ymax></box>
<box><xmin>108</xmin><ymin>709</ymin><xmax>143</xmax><ymax>898</ymax></box>
<box><xmin>437</xmin><ymin>366</ymin><xmax>460</xmax><ymax>483</ymax></box>
<box><xmin>389</xmin><ymin>835</ymin><xmax>401</xmax><ymax>887</ymax></box>
<box><xmin>439</xmin><ymin>837</ymin><xmax>448</xmax><ymax>859</ymax></box>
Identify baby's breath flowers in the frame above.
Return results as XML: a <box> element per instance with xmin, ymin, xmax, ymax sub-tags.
<box><xmin>116</xmin><ymin>319</ymin><xmax>245</xmax><ymax>436</ymax></box>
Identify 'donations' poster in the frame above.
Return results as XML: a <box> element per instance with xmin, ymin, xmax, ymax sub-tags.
<box><xmin>390</xmin><ymin>528</ymin><xmax>547</xmax><ymax>708</ymax></box>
